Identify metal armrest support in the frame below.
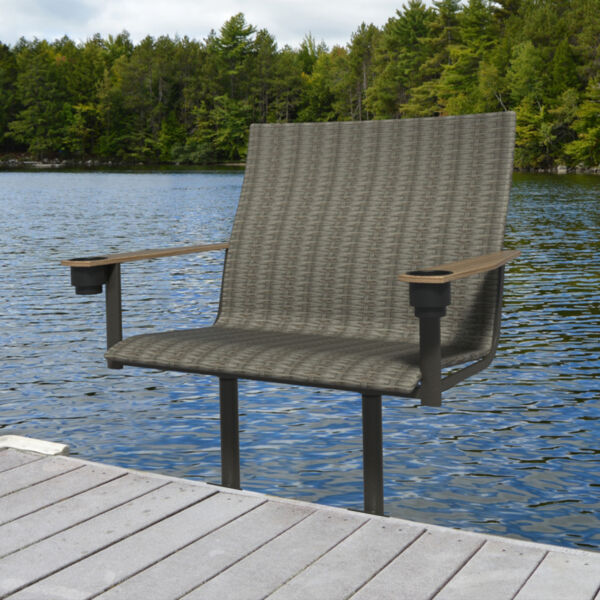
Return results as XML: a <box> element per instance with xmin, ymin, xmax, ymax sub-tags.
<box><xmin>400</xmin><ymin>250</ymin><xmax>520</xmax><ymax>407</ymax></box>
<box><xmin>61</xmin><ymin>243</ymin><xmax>229</xmax><ymax>368</ymax></box>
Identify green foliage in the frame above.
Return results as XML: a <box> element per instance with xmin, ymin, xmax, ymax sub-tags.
<box><xmin>298</xmin><ymin>34</ymin><xmax>327</xmax><ymax>75</ymax></box>
<box><xmin>299</xmin><ymin>47</ymin><xmax>349</xmax><ymax>122</ymax></box>
<box><xmin>9</xmin><ymin>40</ymin><xmax>80</xmax><ymax>156</ymax></box>
<box><xmin>401</xmin><ymin>0</ymin><xmax>462</xmax><ymax>116</ymax></box>
<box><xmin>506</xmin><ymin>41</ymin><xmax>545</xmax><ymax>105</ymax></box>
<box><xmin>0</xmin><ymin>42</ymin><xmax>19</xmax><ymax>150</ymax></box>
<box><xmin>347</xmin><ymin>23</ymin><xmax>380</xmax><ymax>120</ymax></box>
<box><xmin>1</xmin><ymin>2</ymin><xmax>599</xmax><ymax>168</ymax></box>
<box><xmin>565</xmin><ymin>79</ymin><xmax>600</xmax><ymax>165</ymax></box>
<box><xmin>514</xmin><ymin>98</ymin><xmax>555</xmax><ymax>168</ymax></box>
<box><xmin>435</xmin><ymin>0</ymin><xmax>498</xmax><ymax>114</ymax></box>
<box><xmin>367</xmin><ymin>1</ymin><xmax>435</xmax><ymax>117</ymax></box>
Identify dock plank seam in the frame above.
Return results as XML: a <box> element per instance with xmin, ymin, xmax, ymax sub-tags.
<box><xmin>98</xmin><ymin>494</ymin><xmax>270</xmax><ymax>597</ymax></box>
<box><xmin>173</xmin><ymin>510</ymin><xmax>369</xmax><ymax>600</ymax></box>
<box><xmin>244</xmin><ymin>516</ymin><xmax>371</xmax><ymax>600</ymax></box>
<box><xmin>509</xmin><ymin>550</ymin><xmax>549</xmax><ymax>600</ymax></box>
<box><xmin>0</xmin><ymin>483</ymin><xmax>218</xmax><ymax>597</ymax></box>
<box><xmin>429</xmin><ymin>537</ymin><xmax>487</xmax><ymax>599</ymax></box>
<box><xmin>0</xmin><ymin>481</ymin><xmax>181</xmax><ymax>597</ymax></box>
<box><xmin>104</xmin><ymin>500</ymin><xmax>317</xmax><ymax>599</ymax></box>
<box><xmin>167</xmin><ymin>507</ymin><xmax>326</xmax><ymax>600</ymax></box>
<box><xmin>0</xmin><ymin>475</ymin><xmax>170</xmax><ymax>561</ymax></box>
<box><xmin>345</xmin><ymin>526</ymin><xmax>429</xmax><ymax>600</ymax></box>
<box><xmin>33</xmin><ymin>492</ymin><xmax>269</xmax><ymax>598</ymax></box>
<box><xmin>0</xmin><ymin>453</ymin><xmax>45</xmax><ymax>475</ymax></box>
<box><xmin>0</xmin><ymin>471</ymin><xmax>129</xmax><ymax>528</ymax></box>
<box><xmin>0</xmin><ymin>463</ymin><xmax>84</xmax><ymax>499</ymax></box>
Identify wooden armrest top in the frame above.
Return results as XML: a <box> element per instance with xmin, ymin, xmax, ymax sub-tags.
<box><xmin>61</xmin><ymin>242</ymin><xmax>229</xmax><ymax>267</ymax></box>
<box><xmin>398</xmin><ymin>249</ymin><xmax>520</xmax><ymax>284</ymax></box>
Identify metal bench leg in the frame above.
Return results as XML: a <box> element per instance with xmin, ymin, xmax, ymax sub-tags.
<box><xmin>219</xmin><ymin>377</ymin><xmax>240</xmax><ymax>489</ymax></box>
<box><xmin>105</xmin><ymin>264</ymin><xmax>123</xmax><ymax>369</ymax></box>
<box><xmin>362</xmin><ymin>393</ymin><xmax>384</xmax><ymax>515</ymax></box>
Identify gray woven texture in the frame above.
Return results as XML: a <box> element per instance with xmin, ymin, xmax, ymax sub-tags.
<box><xmin>107</xmin><ymin>112</ymin><xmax>516</xmax><ymax>396</ymax></box>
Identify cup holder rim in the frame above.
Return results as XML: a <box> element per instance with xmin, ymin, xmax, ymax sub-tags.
<box><xmin>69</xmin><ymin>256</ymin><xmax>108</xmax><ymax>262</ymax></box>
<box><xmin>407</xmin><ymin>269</ymin><xmax>453</xmax><ymax>276</ymax></box>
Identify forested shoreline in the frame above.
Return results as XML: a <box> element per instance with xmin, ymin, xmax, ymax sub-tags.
<box><xmin>1</xmin><ymin>0</ymin><xmax>599</xmax><ymax>170</ymax></box>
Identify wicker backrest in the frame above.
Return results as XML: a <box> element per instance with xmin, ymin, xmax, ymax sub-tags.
<box><xmin>217</xmin><ymin>113</ymin><xmax>515</xmax><ymax>356</ymax></box>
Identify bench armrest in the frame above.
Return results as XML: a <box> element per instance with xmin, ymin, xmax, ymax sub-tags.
<box><xmin>62</xmin><ymin>242</ymin><xmax>229</xmax><ymax>365</ymax></box>
<box><xmin>400</xmin><ymin>249</ymin><xmax>519</xmax><ymax>407</ymax></box>
<box><xmin>61</xmin><ymin>242</ymin><xmax>229</xmax><ymax>268</ymax></box>
<box><xmin>398</xmin><ymin>250</ymin><xmax>520</xmax><ymax>284</ymax></box>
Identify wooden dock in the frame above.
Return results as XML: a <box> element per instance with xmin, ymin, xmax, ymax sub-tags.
<box><xmin>1</xmin><ymin>443</ymin><xmax>599</xmax><ymax>599</ymax></box>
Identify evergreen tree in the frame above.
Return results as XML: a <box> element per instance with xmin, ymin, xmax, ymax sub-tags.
<box><xmin>9</xmin><ymin>40</ymin><xmax>78</xmax><ymax>157</ymax></box>
<box><xmin>565</xmin><ymin>79</ymin><xmax>600</xmax><ymax>166</ymax></box>
<box><xmin>297</xmin><ymin>34</ymin><xmax>327</xmax><ymax>75</ymax></box>
<box><xmin>270</xmin><ymin>46</ymin><xmax>304</xmax><ymax>122</ymax></box>
<box><xmin>514</xmin><ymin>97</ymin><xmax>555</xmax><ymax>168</ymax></box>
<box><xmin>346</xmin><ymin>23</ymin><xmax>380</xmax><ymax>120</ymax></box>
<box><xmin>366</xmin><ymin>1</ymin><xmax>434</xmax><ymax>117</ymax></box>
<box><xmin>435</xmin><ymin>0</ymin><xmax>497</xmax><ymax>114</ymax></box>
<box><xmin>1</xmin><ymin>5</ymin><xmax>599</xmax><ymax>169</ymax></box>
<box><xmin>0</xmin><ymin>42</ymin><xmax>19</xmax><ymax>151</ymax></box>
<box><xmin>298</xmin><ymin>46</ymin><xmax>348</xmax><ymax>122</ymax></box>
<box><xmin>506</xmin><ymin>40</ymin><xmax>545</xmax><ymax>106</ymax></box>
<box><xmin>214</xmin><ymin>13</ymin><xmax>256</xmax><ymax>100</ymax></box>
<box><xmin>401</xmin><ymin>0</ymin><xmax>461</xmax><ymax>116</ymax></box>
<box><xmin>250</xmin><ymin>29</ymin><xmax>278</xmax><ymax>122</ymax></box>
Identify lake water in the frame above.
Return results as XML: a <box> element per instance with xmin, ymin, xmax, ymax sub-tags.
<box><xmin>1</xmin><ymin>170</ymin><xmax>599</xmax><ymax>551</ymax></box>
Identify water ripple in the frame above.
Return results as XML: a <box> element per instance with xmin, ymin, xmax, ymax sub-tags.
<box><xmin>1</xmin><ymin>170</ymin><xmax>598</xmax><ymax>550</ymax></box>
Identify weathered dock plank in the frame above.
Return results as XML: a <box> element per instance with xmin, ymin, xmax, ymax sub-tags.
<box><xmin>0</xmin><ymin>449</ymin><xmax>42</xmax><ymax>473</ymax></box>
<box><xmin>96</xmin><ymin>501</ymin><xmax>314</xmax><ymax>600</ymax></box>
<box><xmin>180</xmin><ymin>510</ymin><xmax>368</xmax><ymax>600</ymax></box>
<box><xmin>432</xmin><ymin>539</ymin><xmax>546</xmax><ymax>600</ymax></box>
<box><xmin>8</xmin><ymin>492</ymin><xmax>264</xmax><ymax>600</ymax></box>
<box><xmin>513</xmin><ymin>551</ymin><xmax>600</xmax><ymax>600</ymax></box>
<box><xmin>0</xmin><ymin>455</ymin><xmax>77</xmax><ymax>497</ymax></box>
<box><xmin>266</xmin><ymin>518</ymin><xmax>425</xmax><ymax>600</ymax></box>
<box><xmin>0</xmin><ymin>482</ymin><xmax>214</xmax><ymax>596</ymax></box>
<box><xmin>0</xmin><ymin>473</ymin><xmax>167</xmax><ymax>559</ymax></box>
<box><xmin>350</xmin><ymin>527</ymin><xmax>484</xmax><ymax>600</ymax></box>
<box><xmin>0</xmin><ymin>463</ymin><xmax>124</xmax><ymax>526</ymax></box>
<box><xmin>0</xmin><ymin>446</ymin><xmax>599</xmax><ymax>600</ymax></box>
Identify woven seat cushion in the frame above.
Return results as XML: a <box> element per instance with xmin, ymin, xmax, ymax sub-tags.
<box><xmin>105</xmin><ymin>325</ymin><xmax>487</xmax><ymax>396</ymax></box>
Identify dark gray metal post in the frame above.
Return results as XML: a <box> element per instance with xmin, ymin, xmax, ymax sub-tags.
<box><xmin>418</xmin><ymin>316</ymin><xmax>442</xmax><ymax>406</ymax></box>
<box><xmin>362</xmin><ymin>393</ymin><xmax>384</xmax><ymax>515</ymax></box>
<box><xmin>219</xmin><ymin>377</ymin><xmax>240</xmax><ymax>489</ymax></box>
<box><xmin>409</xmin><ymin>280</ymin><xmax>451</xmax><ymax>407</ymax></box>
<box><xmin>105</xmin><ymin>264</ymin><xmax>123</xmax><ymax>369</ymax></box>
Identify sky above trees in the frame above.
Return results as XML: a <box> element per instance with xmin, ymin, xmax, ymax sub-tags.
<box><xmin>0</xmin><ymin>0</ymin><xmax>422</xmax><ymax>49</ymax></box>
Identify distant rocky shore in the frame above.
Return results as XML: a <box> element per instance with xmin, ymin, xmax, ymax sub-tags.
<box><xmin>1</xmin><ymin>155</ymin><xmax>598</xmax><ymax>174</ymax></box>
<box><xmin>0</xmin><ymin>156</ymin><xmax>244</xmax><ymax>170</ymax></box>
<box><xmin>0</xmin><ymin>157</ymin><xmax>129</xmax><ymax>169</ymax></box>
<box><xmin>0</xmin><ymin>158</ymin><xmax>112</xmax><ymax>169</ymax></box>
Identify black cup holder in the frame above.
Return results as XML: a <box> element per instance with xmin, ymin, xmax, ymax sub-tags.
<box><xmin>407</xmin><ymin>270</ymin><xmax>453</xmax><ymax>314</ymax></box>
<box><xmin>69</xmin><ymin>257</ymin><xmax>110</xmax><ymax>295</ymax></box>
<box><xmin>407</xmin><ymin>269</ymin><xmax>453</xmax><ymax>277</ymax></box>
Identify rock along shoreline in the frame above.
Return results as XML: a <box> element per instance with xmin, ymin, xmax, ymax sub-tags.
<box><xmin>1</xmin><ymin>156</ymin><xmax>598</xmax><ymax>174</ymax></box>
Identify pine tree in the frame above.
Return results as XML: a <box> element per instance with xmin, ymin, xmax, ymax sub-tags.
<box><xmin>366</xmin><ymin>0</ymin><xmax>435</xmax><ymax>117</ymax></box>
<box><xmin>565</xmin><ymin>79</ymin><xmax>600</xmax><ymax>166</ymax></box>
